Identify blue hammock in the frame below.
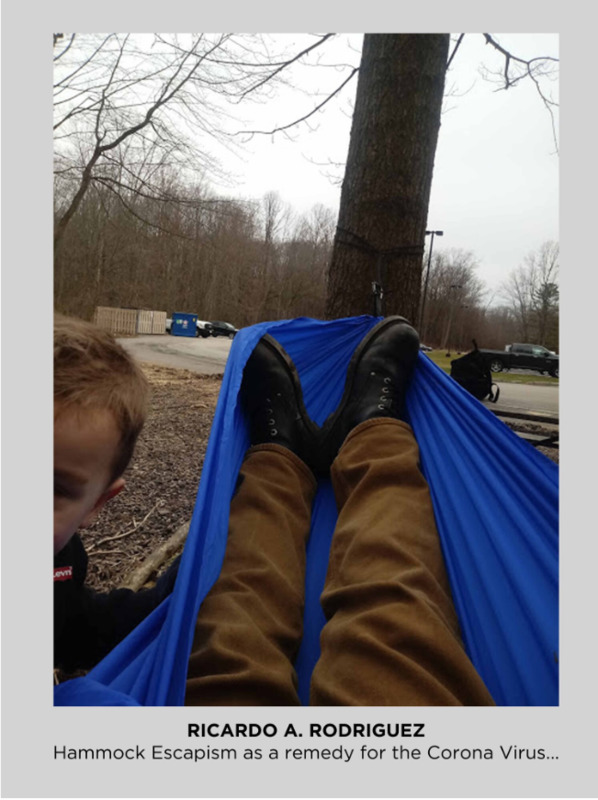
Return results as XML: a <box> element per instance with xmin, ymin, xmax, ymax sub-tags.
<box><xmin>54</xmin><ymin>316</ymin><xmax>559</xmax><ymax>707</ymax></box>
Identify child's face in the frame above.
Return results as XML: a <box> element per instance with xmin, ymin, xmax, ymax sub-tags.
<box><xmin>54</xmin><ymin>405</ymin><xmax>125</xmax><ymax>555</ymax></box>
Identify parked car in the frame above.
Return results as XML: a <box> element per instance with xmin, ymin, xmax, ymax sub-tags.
<box><xmin>419</xmin><ymin>344</ymin><xmax>433</xmax><ymax>352</ymax></box>
<box><xmin>478</xmin><ymin>343</ymin><xmax>559</xmax><ymax>378</ymax></box>
<box><xmin>165</xmin><ymin>317</ymin><xmax>214</xmax><ymax>338</ymax></box>
<box><xmin>209</xmin><ymin>321</ymin><xmax>238</xmax><ymax>339</ymax></box>
<box><xmin>195</xmin><ymin>320</ymin><xmax>214</xmax><ymax>338</ymax></box>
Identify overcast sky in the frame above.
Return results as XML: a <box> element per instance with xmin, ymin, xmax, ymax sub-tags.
<box><xmin>213</xmin><ymin>33</ymin><xmax>559</xmax><ymax>302</ymax></box>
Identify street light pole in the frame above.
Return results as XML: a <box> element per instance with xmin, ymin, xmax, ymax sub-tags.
<box><xmin>419</xmin><ymin>229</ymin><xmax>443</xmax><ymax>341</ymax></box>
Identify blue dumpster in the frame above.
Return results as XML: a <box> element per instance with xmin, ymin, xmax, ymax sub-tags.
<box><xmin>171</xmin><ymin>312</ymin><xmax>197</xmax><ymax>337</ymax></box>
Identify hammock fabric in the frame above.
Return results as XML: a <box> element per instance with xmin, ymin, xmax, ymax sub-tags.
<box><xmin>54</xmin><ymin>316</ymin><xmax>558</xmax><ymax>707</ymax></box>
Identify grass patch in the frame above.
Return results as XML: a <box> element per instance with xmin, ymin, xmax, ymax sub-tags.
<box><xmin>423</xmin><ymin>350</ymin><xmax>558</xmax><ymax>385</ymax></box>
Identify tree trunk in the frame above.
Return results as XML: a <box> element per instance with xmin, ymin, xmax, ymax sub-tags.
<box><xmin>325</xmin><ymin>34</ymin><xmax>450</xmax><ymax>322</ymax></box>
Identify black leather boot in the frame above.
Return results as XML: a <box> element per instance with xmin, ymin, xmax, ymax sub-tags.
<box><xmin>241</xmin><ymin>334</ymin><xmax>320</xmax><ymax>472</ymax></box>
<box><xmin>319</xmin><ymin>316</ymin><xmax>420</xmax><ymax>466</ymax></box>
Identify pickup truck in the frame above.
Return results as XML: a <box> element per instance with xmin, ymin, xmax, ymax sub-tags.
<box><xmin>478</xmin><ymin>343</ymin><xmax>559</xmax><ymax>378</ymax></box>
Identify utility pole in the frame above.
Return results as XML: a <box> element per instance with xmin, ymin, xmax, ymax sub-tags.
<box><xmin>419</xmin><ymin>229</ymin><xmax>443</xmax><ymax>341</ymax></box>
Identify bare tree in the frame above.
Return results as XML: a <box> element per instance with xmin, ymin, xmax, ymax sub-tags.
<box><xmin>275</xmin><ymin>204</ymin><xmax>336</xmax><ymax>319</ymax></box>
<box><xmin>500</xmin><ymin>241</ymin><xmax>559</xmax><ymax>348</ymax></box>
<box><xmin>420</xmin><ymin>248</ymin><xmax>486</xmax><ymax>349</ymax></box>
<box><xmin>54</xmin><ymin>33</ymin><xmax>558</xmax><ymax>327</ymax></box>
<box><xmin>324</xmin><ymin>35</ymin><xmax>450</xmax><ymax>321</ymax></box>
<box><xmin>529</xmin><ymin>241</ymin><xmax>559</xmax><ymax>346</ymax></box>
<box><xmin>55</xmin><ymin>145</ymin><xmax>339</xmax><ymax>323</ymax></box>
<box><xmin>474</xmin><ymin>305</ymin><xmax>520</xmax><ymax>350</ymax></box>
<box><xmin>480</xmin><ymin>34</ymin><xmax>559</xmax><ymax>153</ymax></box>
<box><xmin>322</xmin><ymin>34</ymin><xmax>558</xmax><ymax>320</ymax></box>
<box><xmin>501</xmin><ymin>269</ymin><xmax>534</xmax><ymax>342</ymax></box>
<box><xmin>53</xmin><ymin>33</ymin><xmax>334</xmax><ymax>255</ymax></box>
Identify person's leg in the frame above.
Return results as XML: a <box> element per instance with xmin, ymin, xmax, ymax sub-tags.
<box><xmin>310</xmin><ymin>418</ymin><xmax>495</xmax><ymax>706</ymax></box>
<box><xmin>185</xmin><ymin>443</ymin><xmax>315</xmax><ymax>706</ymax></box>
<box><xmin>311</xmin><ymin>316</ymin><xmax>494</xmax><ymax>706</ymax></box>
<box><xmin>185</xmin><ymin>334</ymin><xmax>320</xmax><ymax>706</ymax></box>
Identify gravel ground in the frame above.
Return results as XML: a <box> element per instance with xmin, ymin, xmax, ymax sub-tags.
<box><xmin>509</xmin><ymin>423</ymin><xmax>559</xmax><ymax>465</ymax></box>
<box><xmin>82</xmin><ymin>366</ymin><xmax>558</xmax><ymax>591</ymax></box>
<box><xmin>538</xmin><ymin>446</ymin><xmax>559</xmax><ymax>464</ymax></box>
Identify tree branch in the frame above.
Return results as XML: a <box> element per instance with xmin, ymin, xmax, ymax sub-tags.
<box><xmin>483</xmin><ymin>34</ymin><xmax>558</xmax><ymax>88</ymax></box>
<box><xmin>482</xmin><ymin>34</ymin><xmax>559</xmax><ymax>153</ymax></box>
<box><xmin>86</xmin><ymin>500</ymin><xmax>163</xmax><ymax>552</ymax></box>
<box><xmin>236</xmin><ymin>34</ymin><xmax>336</xmax><ymax>99</ymax></box>
<box><xmin>239</xmin><ymin>67</ymin><xmax>358</xmax><ymax>138</ymax></box>
<box><xmin>446</xmin><ymin>34</ymin><xmax>465</xmax><ymax>71</ymax></box>
<box><xmin>53</xmin><ymin>33</ymin><xmax>75</xmax><ymax>59</ymax></box>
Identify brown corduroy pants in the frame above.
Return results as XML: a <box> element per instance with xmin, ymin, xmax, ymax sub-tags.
<box><xmin>185</xmin><ymin>418</ymin><xmax>495</xmax><ymax>706</ymax></box>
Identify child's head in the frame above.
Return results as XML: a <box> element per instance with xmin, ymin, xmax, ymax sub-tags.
<box><xmin>53</xmin><ymin>314</ymin><xmax>149</xmax><ymax>554</ymax></box>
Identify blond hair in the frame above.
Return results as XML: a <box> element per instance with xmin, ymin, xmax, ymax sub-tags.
<box><xmin>54</xmin><ymin>314</ymin><xmax>149</xmax><ymax>481</ymax></box>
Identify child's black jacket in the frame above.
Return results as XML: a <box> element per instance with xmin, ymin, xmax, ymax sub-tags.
<box><xmin>54</xmin><ymin>534</ymin><xmax>179</xmax><ymax>672</ymax></box>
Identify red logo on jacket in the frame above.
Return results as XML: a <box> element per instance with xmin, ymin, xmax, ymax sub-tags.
<box><xmin>54</xmin><ymin>566</ymin><xmax>73</xmax><ymax>582</ymax></box>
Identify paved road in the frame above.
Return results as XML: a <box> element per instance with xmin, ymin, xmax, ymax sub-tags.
<box><xmin>119</xmin><ymin>334</ymin><xmax>232</xmax><ymax>374</ymax></box>
<box><xmin>483</xmin><ymin>380</ymin><xmax>558</xmax><ymax>416</ymax></box>
<box><xmin>121</xmin><ymin>334</ymin><xmax>559</xmax><ymax>418</ymax></box>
